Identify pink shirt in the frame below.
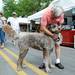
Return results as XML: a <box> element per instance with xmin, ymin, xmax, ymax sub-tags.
<box><xmin>40</xmin><ymin>7</ymin><xmax>64</xmax><ymax>28</ymax></box>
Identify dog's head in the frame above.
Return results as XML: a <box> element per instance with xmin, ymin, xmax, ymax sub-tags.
<box><xmin>3</xmin><ymin>24</ymin><xmax>19</xmax><ymax>45</ymax></box>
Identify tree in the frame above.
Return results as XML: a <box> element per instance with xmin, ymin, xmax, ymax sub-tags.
<box><xmin>16</xmin><ymin>0</ymin><xmax>40</xmax><ymax>16</ymax></box>
<box><xmin>3</xmin><ymin>0</ymin><xmax>53</xmax><ymax>17</ymax></box>
<box><xmin>3</xmin><ymin>0</ymin><xmax>17</xmax><ymax>17</ymax></box>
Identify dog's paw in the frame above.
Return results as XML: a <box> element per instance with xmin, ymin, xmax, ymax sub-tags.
<box><xmin>45</xmin><ymin>67</ymin><xmax>51</xmax><ymax>73</ymax></box>
<box><xmin>39</xmin><ymin>63</ymin><xmax>45</xmax><ymax>69</ymax></box>
<box><xmin>22</xmin><ymin>64</ymin><xmax>27</xmax><ymax>69</ymax></box>
<box><xmin>50</xmin><ymin>64</ymin><xmax>55</xmax><ymax>68</ymax></box>
<box><xmin>17</xmin><ymin>66</ymin><xmax>22</xmax><ymax>71</ymax></box>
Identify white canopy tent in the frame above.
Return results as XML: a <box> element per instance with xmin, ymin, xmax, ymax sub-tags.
<box><xmin>28</xmin><ymin>8</ymin><xmax>48</xmax><ymax>20</ymax></box>
<box><xmin>49</xmin><ymin>0</ymin><xmax>75</xmax><ymax>11</ymax></box>
<box><xmin>28</xmin><ymin>0</ymin><xmax>75</xmax><ymax>20</ymax></box>
<box><xmin>18</xmin><ymin>17</ymin><xmax>30</xmax><ymax>24</ymax></box>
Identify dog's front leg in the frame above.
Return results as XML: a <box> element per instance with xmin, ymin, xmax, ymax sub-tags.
<box><xmin>49</xmin><ymin>48</ymin><xmax>55</xmax><ymax>68</ymax></box>
<box><xmin>17</xmin><ymin>48</ymin><xmax>28</xmax><ymax>71</ymax></box>
<box><xmin>43</xmin><ymin>49</ymin><xmax>51</xmax><ymax>72</ymax></box>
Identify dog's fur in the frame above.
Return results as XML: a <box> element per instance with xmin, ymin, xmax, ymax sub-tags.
<box><xmin>3</xmin><ymin>25</ymin><xmax>55</xmax><ymax>72</ymax></box>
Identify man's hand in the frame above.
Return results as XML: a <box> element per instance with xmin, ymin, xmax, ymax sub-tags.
<box><xmin>53</xmin><ymin>34</ymin><xmax>58</xmax><ymax>41</ymax></box>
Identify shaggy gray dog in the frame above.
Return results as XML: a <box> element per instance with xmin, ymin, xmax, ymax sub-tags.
<box><xmin>17</xmin><ymin>32</ymin><xmax>54</xmax><ymax>72</ymax></box>
<box><xmin>3</xmin><ymin>25</ymin><xmax>55</xmax><ymax>72</ymax></box>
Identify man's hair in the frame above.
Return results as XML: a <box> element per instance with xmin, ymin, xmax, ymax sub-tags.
<box><xmin>51</xmin><ymin>6</ymin><xmax>64</xmax><ymax>17</ymax></box>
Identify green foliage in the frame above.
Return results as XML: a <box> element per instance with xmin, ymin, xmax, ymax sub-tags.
<box><xmin>3</xmin><ymin>0</ymin><xmax>17</xmax><ymax>17</ymax></box>
<box><xmin>3</xmin><ymin>0</ymin><xmax>53</xmax><ymax>18</ymax></box>
<box><xmin>16</xmin><ymin>0</ymin><xmax>39</xmax><ymax>16</ymax></box>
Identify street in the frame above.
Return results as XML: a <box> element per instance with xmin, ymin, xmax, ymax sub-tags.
<box><xmin>0</xmin><ymin>41</ymin><xmax>75</xmax><ymax>75</ymax></box>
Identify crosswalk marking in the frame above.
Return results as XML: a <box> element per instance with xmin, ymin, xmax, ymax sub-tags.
<box><xmin>0</xmin><ymin>51</ymin><xmax>27</xmax><ymax>75</ymax></box>
<box><xmin>4</xmin><ymin>48</ymin><xmax>48</xmax><ymax>75</ymax></box>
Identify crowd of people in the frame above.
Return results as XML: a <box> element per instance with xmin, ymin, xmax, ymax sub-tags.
<box><xmin>0</xmin><ymin>11</ymin><xmax>20</xmax><ymax>48</ymax></box>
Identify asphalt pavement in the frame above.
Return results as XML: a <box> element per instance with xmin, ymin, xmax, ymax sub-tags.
<box><xmin>0</xmin><ymin>41</ymin><xmax>75</xmax><ymax>75</ymax></box>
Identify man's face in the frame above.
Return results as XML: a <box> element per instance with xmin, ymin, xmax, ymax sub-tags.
<box><xmin>13</xmin><ymin>14</ymin><xmax>17</xmax><ymax>18</ymax></box>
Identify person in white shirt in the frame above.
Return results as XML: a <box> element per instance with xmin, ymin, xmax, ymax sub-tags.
<box><xmin>7</xmin><ymin>12</ymin><xmax>20</xmax><ymax>34</ymax></box>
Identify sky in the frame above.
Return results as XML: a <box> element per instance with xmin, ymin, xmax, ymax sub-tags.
<box><xmin>0</xmin><ymin>0</ymin><xmax>18</xmax><ymax>12</ymax></box>
<box><xmin>0</xmin><ymin>0</ymin><xmax>3</xmax><ymax>12</ymax></box>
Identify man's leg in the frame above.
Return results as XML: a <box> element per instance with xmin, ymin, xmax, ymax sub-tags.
<box><xmin>55</xmin><ymin>44</ymin><xmax>64</xmax><ymax>69</ymax></box>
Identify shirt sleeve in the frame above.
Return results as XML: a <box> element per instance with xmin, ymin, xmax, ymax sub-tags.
<box><xmin>40</xmin><ymin>15</ymin><xmax>48</xmax><ymax>27</ymax></box>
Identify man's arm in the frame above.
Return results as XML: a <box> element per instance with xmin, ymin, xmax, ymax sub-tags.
<box><xmin>40</xmin><ymin>15</ymin><xmax>59</xmax><ymax>40</ymax></box>
<box><xmin>40</xmin><ymin>14</ymin><xmax>54</xmax><ymax>37</ymax></box>
<box><xmin>41</xmin><ymin>25</ymin><xmax>58</xmax><ymax>41</ymax></box>
<box><xmin>41</xmin><ymin>26</ymin><xmax>53</xmax><ymax>37</ymax></box>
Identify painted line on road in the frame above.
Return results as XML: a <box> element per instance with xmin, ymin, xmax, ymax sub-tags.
<box><xmin>0</xmin><ymin>51</ymin><xmax>27</xmax><ymax>75</ymax></box>
<box><xmin>4</xmin><ymin>48</ymin><xmax>48</xmax><ymax>75</ymax></box>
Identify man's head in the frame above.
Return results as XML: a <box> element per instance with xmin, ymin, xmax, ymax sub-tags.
<box><xmin>12</xmin><ymin>12</ymin><xmax>17</xmax><ymax>17</ymax></box>
<box><xmin>51</xmin><ymin>6</ymin><xmax>64</xmax><ymax>18</ymax></box>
